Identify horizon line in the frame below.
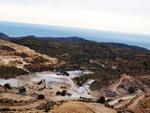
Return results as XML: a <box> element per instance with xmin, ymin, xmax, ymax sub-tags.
<box><xmin>0</xmin><ymin>20</ymin><xmax>150</xmax><ymax>36</ymax></box>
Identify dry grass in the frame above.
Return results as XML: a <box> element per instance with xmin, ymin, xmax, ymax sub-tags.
<box><xmin>50</xmin><ymin>101</ymin><xmax>94</xmax><ymax>113</ymax></box>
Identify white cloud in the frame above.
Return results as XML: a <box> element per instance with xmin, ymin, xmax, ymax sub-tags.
<box><xmin>0</xmin><ymin>0</ymin><xmax>150</xmax><ymax>34</ymax></box>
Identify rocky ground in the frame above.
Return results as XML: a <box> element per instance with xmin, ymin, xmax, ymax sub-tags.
<box><xmin>0</xmin><ymin>70</ymin><xmax>150</xmax><ymax>112</ymax></box>
<box><xmin>50</xmin><ymin>101</ymin><xmax>95</xmax><ymax>113</ymax></box>
<box><xmin>0</xmin><ymin>71</ymin><xmax>118</xmax><ymax>113</ymax></box>
<box><xmin>0</xmin><ymin>39</ymin><xmax>62</xmax><ymax>78</ymax></box>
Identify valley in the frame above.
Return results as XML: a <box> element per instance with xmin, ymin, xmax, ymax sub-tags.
<box><xmin>0</xmin><ymin>69</ymin><xmax>150</xmax><ymax>113</ymax></box>
<box><xmin>0</xmin><ymin>34</ymin><xmax>150</xmax><ymax>112</ymax></box>
<box><xmin>0</xmin><ymin>0</ymin><xmax>150</xmax><ymax>111</ymax></box>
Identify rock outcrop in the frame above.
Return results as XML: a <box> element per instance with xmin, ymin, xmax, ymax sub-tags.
<box><xmin>0</xmin><ymin>39</ymin><xmax>60</xmax><ymax>77</ymax></box>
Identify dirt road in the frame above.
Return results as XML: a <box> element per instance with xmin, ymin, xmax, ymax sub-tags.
<box><xmin>126</xmin><ymin>94</ymin><xmax>145</xmax><ymax>111</ymax></box>
<box><xmin>109</xmin><ymin>74</ymin><xmax>130</xmax><ymax>95</ymax></box>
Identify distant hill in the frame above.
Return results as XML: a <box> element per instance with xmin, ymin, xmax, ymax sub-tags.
<box><xmin>0</xmin><ymin>32</ymin><xmax>149</xmax><ymax>51</ymax></box>
<box><xmin>12</xmin><ymin>34</ymin><xmax>149</xmax><ymax>51</ymax></box>
<box><xmin>0</xmin><ymin>21</ymin><xmax>150</xmax><ymax>49</ymax></box>
<box><xmin>23</xmin><ymin>35</ymin><xmax>149</xmax><ymax>51</ymax></box>
<box><xmin>38</xmin><ymin>36</ymin><xmax>89</xmax><ymax>42</ymax></box>
<box><xmin>12</xmin><ymin>35</ymin><xmax>89</xmax><ymax>42</ymax></box>
<box><xmin>106</xmin><ymin>42</ymin><xmax>149</xmax><ymax>51</ymax></box>
<box><xmin>0</xmin><ymin>32</ymin><xmax>10</xmax><ymax>40</ymax></box>
<box><xmin>11</xmin><ymin>36</ymin><xmax>150</xmax><ymax>76</ymax></box>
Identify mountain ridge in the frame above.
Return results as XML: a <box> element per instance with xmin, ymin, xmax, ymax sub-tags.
<box><xmin>38</xmin><ymin>36</ymin><xmax>89</xmax><ymax>42</ymax></box>
<box><xmin>0</xmin><ymin>20</ymin><xmax>150</xmax><ymax>49</ymax></box>
<box><xmin>0</xmin><ymin>32</ymin><xmax>11</xmax><ymax>40</ymax></box>
<box><xmin>105</xmin><ymin>42</ymin><xmax>149</xmax><ymax>51</ymax></box>
<box><xmin>0</xmin><ymin>32</ymin><xmax>148</xmax><ymax>51</ymax></box>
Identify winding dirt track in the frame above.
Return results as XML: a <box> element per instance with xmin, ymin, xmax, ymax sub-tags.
<box><xmin>126</xmin><ymin>94</ymin><xmax>145</xmax><ymax>111</ymax></box>
<box><xmin>109</xmin><ymin>74</ymin><xmax>130</xmax><ymax>95</ymax></box>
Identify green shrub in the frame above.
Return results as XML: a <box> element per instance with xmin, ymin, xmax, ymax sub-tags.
<box><xmin>19</xmin><ymin>87</ymin><xmax>26</xmax><ymax>93</ymax></box>
<box><xmin>32</xmin><ymin>57</ymin><xmax>48</xmax><ymax>64</ymax></box>
<box><xmin>0</xmin><ymin>66</ymin><xmax>29</xmax><ymax>79</ymax></box>
<box><xmin>56</xmin><ymin>91</ymin><xmax>61</xmax><ymax>96</ymax></box>
<box><xmin>1</xmin><ymin>46</ymin><xmax>15</xmax><ymax>51</ymax></box>
<box><xmin>120</xmin><ymin>85</ymin><xmax>124</xmax><ymax>88</ymax></box>
<box><xmin>0</xmin><ymin>107</ymin><xmax>11</xmax><ymax>111</ymax></box>
<box><xmin>14</xmin><ymin>52</ymin><xmax>29</xmax><ymax>58</ymax></box>
<box><xmin>61</xmin><ymin>71</ymin><xmax>69</xmax><ymax>76</ymax></box>
<box><xmin>38</xmin><ymin>94</ymin><xmax>45</xmax><ymax>100</ymax></box>
<box><xmin>4</xmin><ymin>83</ymin><xmax>11</xmax><ymax>90</ymax></box>
<box><xmin>98</xmin><ymin>96</ymin><xmax>105</xmax><ymax>104</ymax></box>
<box><xmin>56</xmin><ymin>90</ymin><xmax>67</xmax><ymax>96</ymax></box>
<box><xmin>61</xmin><ymin>90</ymin><xmax>67</xmax><ymax>96</ymax></box>
<box><xmin>128</xmin><ymin>87</ymin><xmax>135</xmax><ymax>94</ymax></box>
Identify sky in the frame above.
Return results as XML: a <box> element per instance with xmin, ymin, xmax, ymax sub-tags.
<box><xmin>0</xmin><ymin>0</ymin><xmax>150</xmax><ymax>34</ymax></box>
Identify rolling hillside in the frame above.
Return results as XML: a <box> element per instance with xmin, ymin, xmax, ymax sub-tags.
<box><xmin>11</xmin><ymin>36</ymin><xmax>150</xmax><ymax>76</ymax></box>
<box><xmin>0</xmin><ymin>39</ymin><xmax>60</xmax><ymax>78</ymax></box>
<box><xmin>1</xmin><ymin>32</ymin><xmax>149</xmax><ymax>51</ymax></box>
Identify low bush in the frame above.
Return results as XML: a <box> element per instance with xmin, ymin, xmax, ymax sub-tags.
<box><xmin>56</xmin><ymin>91</ymin><xmax>61</xmax><ymax>96</ymax></box>
<box><xmin>97</xmin><ymin>96</ymin><xmax>105</xmax><ymax>104</ymax></box>
<box><xmin>4</xmin><ymin>83</ymin><xmax>11</xmax><ymax>90</ymax></box>
<box><xmin>128</xmin><ymin>87</ymin><xmax>135</xmax><ymax>94</ymax></box>
<box><xmin>0</xmin><ymin>66</ymin><xmax>29</xmax><ymax>79</ymax></box>
<box><xmin>0</xmin><ymin>107</ymin><xmax>11</xmax><ymax>111</ymax></box>
<box><xmin>1</xmin><ymin>45</ymin><xmax>15</xmax><ymax>51</ymax></box>
<box><xmin>19</xmin><ymin>87</ymin><xmax>26</xmax><ymax>93</ymax></box>
<box><xmin>56</xmin><ymin>90</ymin><xmax>68</xmax><ymax>96</ymax></box>
<box><xmin>38</xmin><ymin>94</ymin><xmax>45</xmax><ymax>100</ymax></box>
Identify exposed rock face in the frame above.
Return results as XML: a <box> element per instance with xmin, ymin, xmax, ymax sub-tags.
<box><xmin>0</xmin><ymin>39</ymin><xmax>59</xmax><ymax>74</ymax></box>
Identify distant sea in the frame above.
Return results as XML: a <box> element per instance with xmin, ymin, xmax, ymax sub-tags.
<box><xmin>0</xmin><ymin>21</ymin><xmax>150</xmax><ymax>49</ymax></box>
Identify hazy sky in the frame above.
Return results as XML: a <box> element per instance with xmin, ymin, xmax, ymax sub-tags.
<box><xmin>0</xmin><ymin>0</ymin><xmax>150</xmax><ymax>34</ymax></box>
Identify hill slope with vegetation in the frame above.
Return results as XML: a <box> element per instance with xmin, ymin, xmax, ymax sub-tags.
<box><xmin>11</xmin><ymin>36</ymin><xmax>150</xmax><ymax>75</ymax></box>
<box><xmin>106</xmin><ymin>42</ymin><xmax>148</xmax><ymax>51</ymax></box>
<box><xmin>0</xmin><ymin>39</ymin><xmax>60</xmax><ymax>78</ymax></box>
